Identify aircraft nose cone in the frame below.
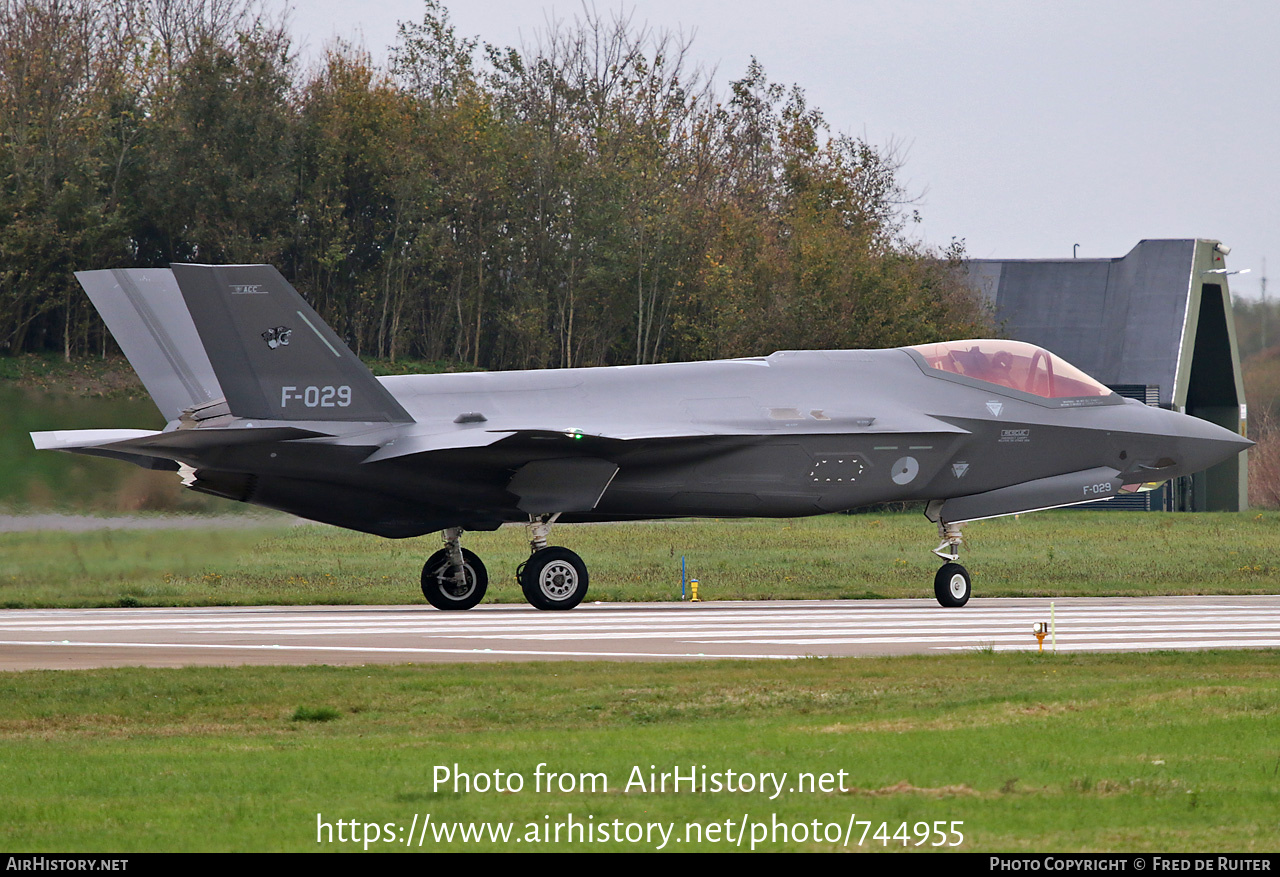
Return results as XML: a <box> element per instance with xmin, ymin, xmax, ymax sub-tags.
<box><xmin>1196</xmin><ymin>427</ymin><xmax>1254</xmax><ymax>468</ymax></box>
<box><xmin>1160</xmin><ymin>409</ymin><xmax>1253</xmax><ymax>476</ymax></box>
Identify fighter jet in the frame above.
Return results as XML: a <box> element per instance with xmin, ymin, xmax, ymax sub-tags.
<box><xmin>33</xmin><ymin>265</ymin><xmax>1252</xmax><ymax>610</ymax></box>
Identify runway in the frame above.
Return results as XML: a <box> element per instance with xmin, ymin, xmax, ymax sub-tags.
<box><xmin>1</xmin><ymin>595</ymin><xmax>1278</xmax><ymax>669</ymax></box>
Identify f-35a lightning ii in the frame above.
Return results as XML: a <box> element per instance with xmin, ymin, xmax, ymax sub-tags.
<box><xmin>34</xmin><ymin>265</ymin><xmax>1252</xmax><ymax>610</ymax></box>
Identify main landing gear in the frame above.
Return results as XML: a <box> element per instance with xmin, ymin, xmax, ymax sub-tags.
<box><xmin>421</xmin><ymin>527</ymin><xmax>488</xmax><ymax>610</ymax></box>
<box><xmin>518</xmin><ymin>514</ymin><xmax>589</xmax><ymax>610</ymax></box>
<box><xmin>931</xmin><ymin>520</ymin><xmax>972</xmax><ymax>608</ymax></box>
<box><xmin>419</xmin><ymin>515</ymin><xmax>589</xmax><ymax>611</ymax></box>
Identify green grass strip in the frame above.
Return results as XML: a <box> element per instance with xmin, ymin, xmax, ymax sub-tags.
<box><xmin>0</xmin><ymin>652</ymin><xmax>1276</xmax><ymax>851</ymax></box>
<box><xmin>0</xmin><ymin>511</ymin><xmax>1277</xmax><ymax>608</ymax></box>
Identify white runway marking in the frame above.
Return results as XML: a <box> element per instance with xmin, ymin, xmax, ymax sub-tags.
<box><xmin>0</xmin><ymin>640</ymin><xmax>792</xmax><ymax>661</ymax></box>
<box><xmin>1</xmin><ymin>596</ymin><xmax>1277</xmax><ymax>668</ymax></box>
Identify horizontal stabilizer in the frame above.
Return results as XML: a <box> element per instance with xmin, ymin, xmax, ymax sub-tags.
<box><xmin>107</xmin><ymin>425</ymin><xmax>324</xmax><ymax>452</ymax></box>
<box><xmin>928</xmin><ymin>466</ymin><xmax>1124</xmax><ymax>524</ymax></box>
<box><xmin>33</xmin><ymin>426</ymin><xmax>326</xmax><ymax>470</ymax></box>
<box><xmin>170</xmin><ymin>264</ymin><xmax>412</xmax><ymax>423</ymax></box>
<box><xmin>31</xmin><ymin>429</ymin><xmax>161</xmax><ymax>451</ymax></box>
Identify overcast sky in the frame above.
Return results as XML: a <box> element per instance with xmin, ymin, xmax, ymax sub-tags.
<box><xmin>276</xmin><ymin>0</ymin><xmax>1279</xmax><ymax>300</ymax></box>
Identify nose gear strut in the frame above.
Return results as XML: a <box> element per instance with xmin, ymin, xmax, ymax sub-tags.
<box><xmin>932</xmin><ymin>521</ymin><xmax>963</xmax><ymax>563</ymax></box>
<box><xmin>928</xmin><ymin>519</ymin><xmax>971</xmax><ymax>607</ymax></box>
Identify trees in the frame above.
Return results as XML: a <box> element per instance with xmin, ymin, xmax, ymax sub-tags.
<box><xmin>482</xmin><ymin>4</ymin><xmax>717</xmax><ymax>368</ymax></box>
<box><xmin>0</xmin><ymin>0</ymin><xmax>137</xmax><ymax>357</ymax></box>
<box><xmin>294</xmin><ymin>45</ymin><xmax>418</xmax><ymax>358</ymax></box>
<box><xmin>133</xmin><ymin>2</ymin><xmax>296</xmax><ymax>266</ymax></box>
<box><xmin>0</xmin><ymin>0</ymin><xmax>295</xmax><ymax>357</ymax></box>
<box><xmin>672</xmin><ymin>63</ymin><xmax>988</xmax><ymax>361</ymax></box>
<box><xmin>0</xmin><ymin>0</ymin><xmax>989</xmax><ymax>368</ymax></box>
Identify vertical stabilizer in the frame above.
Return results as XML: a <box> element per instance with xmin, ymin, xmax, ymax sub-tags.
<box><xmin>170</xmin><ymin>264</ymin><xmax>412</xmax><ymax>423</ymax></box>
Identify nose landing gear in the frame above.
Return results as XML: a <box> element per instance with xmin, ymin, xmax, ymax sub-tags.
<box><xmin>931</xmin><ymin>520</ymin><xmax>971</xmax><ymax>607</ymax></box>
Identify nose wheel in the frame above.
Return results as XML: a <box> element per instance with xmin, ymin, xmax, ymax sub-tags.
<box><xmin>931</xmin><ymin>519</ymin><xmax>971</xmax><ymax>607</ymax></box>
<box><xmin>934</xmin><ymin>562</ymin><xmax>971</xmax><ymax>607</ymax></box>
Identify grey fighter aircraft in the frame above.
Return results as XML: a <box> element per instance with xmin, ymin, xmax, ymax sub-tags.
<box><xmin>34</xmin><ymin>265</ymin><xmax>1252</xmax><ymax>610</ymax></box>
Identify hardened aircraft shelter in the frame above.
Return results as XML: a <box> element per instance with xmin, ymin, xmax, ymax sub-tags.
<box><xmin>967</xmin><ymin>239</ymin><xmax>1248</xmax><ymax>511</ymax></box>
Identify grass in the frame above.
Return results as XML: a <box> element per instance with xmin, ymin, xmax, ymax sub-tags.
<box><xmin>0</xmin><ymin>511</ymin><xmax>1277</xmax><ymax>609</ymax></box>
<box><xmin>0</xmin><ymin>652</ymin><xmax>1276</xmax><ymax>851</ymax></box>
<box><xmin>291</xmin><ymin>706</ymin><xmax>342</xmax><ymax>723</ymax></box>
<box><xmin>0</xmin><ymin>352</ymin><xmax>153</xmax><ymax>400</ymax></box>
<box><xmin>0</xmin><ymin>383</ymin><xmax>237</xmax><ymax>513</ymax></box>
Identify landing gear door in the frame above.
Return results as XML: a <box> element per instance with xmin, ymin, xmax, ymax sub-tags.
<box><xmin>507</xmin><ymin>458</ymin><xmax>620</xmax><ymax>514</ymax></box>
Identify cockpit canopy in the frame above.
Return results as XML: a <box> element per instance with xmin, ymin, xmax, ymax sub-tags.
<box><xmin>908</xmin><ymin>339</ymin><xmax>1113</xmax><ymax>399</ymax></box>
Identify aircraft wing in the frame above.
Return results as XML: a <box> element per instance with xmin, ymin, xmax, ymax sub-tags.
<box><xmin>359</xmin><ymin>411</ymin><xmax>969</xmax><ymax>464</ymax></box>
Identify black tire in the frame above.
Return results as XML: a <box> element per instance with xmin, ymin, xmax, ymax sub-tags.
<box><xmin>934</xmin><ymin>562</ymin><xmax>971</xmax><ymax>607</ymax></box>
<box><xmin>520</xmin><ymin>547</ymin><xmax>588</xmax><ymax>611</ymax></box>
<box><xmin>421</xmin><ymin>547</ymin><xmax>487</xmax><ymax>610</ymax></box>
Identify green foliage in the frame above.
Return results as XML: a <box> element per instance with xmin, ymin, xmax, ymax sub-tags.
<box><xmin>1235</xmin><ymin>304</ymin><xmax>1280</xmax><ymax>507</ymax></box>
<box><xmin>1232</xmin><ymin>297</ymin><xmax>1280</xmax><ymax>364</ymax></box>
<box><xmin>134</xmin><ymin>21</ymin><xmax>296</xmax><ymax>266</ymax></box>
<box><xmin>0</xmin><ymin>0</ymin><xmax>991</xmax><ymax>369</ymax></box>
